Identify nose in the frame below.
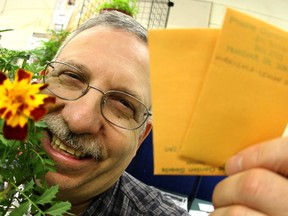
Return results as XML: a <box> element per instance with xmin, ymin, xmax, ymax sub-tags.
<box><xmin>60</xmin><ymin>90</ymin><xmax>104</xmax><ymax>134</ymax></box>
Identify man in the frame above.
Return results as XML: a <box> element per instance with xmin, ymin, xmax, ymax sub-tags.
<box><xmin>41</xmin><ymin>11</ymin><xmax>288</xmax><ymax>216</ymax></box>
<box><xmin>41</xmin><ymin>11</ymin><xmax>189</xmax><ymax>215</ymax></box>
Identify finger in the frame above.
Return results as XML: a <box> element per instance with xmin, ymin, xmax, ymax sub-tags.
<box><xmin>225</xmin><ymin>136</ymin><xmax>288</xmax><ymax>176</ymax></box>
<box><xmin>213</xmin><ymin>168</ymin><xmax>288</xmax><ymax>216</ymax></box>
<box><xmin>210</xmin><ymin>205</ymin><xmax>268</xmax><ymax>216</ymax></box>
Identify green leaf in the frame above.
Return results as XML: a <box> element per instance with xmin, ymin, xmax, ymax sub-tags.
<box><xmin>43</xmin><ymin>158</ymin><xmax>55</xmax><ymax>166</ymax></box>
<box><xmin>9</xmin><ymin>201</ymin><xmax>30</xmax><ymax>216</ymax></box>
<box><xmin>0</xmin><ymin>134</ymin><xmax>10</xmax><ymax>146</ymax></box>
<box><xmin>33</xmin><ymin>212</ymin><xmax>42</xmax><ymax>216</ymax></box>
<box><xmin>44</xmin><ymin>201</ymin><xmax>72</xmax><ymax>216</ymax></box>
<box><xmin>35</xmin><ymin>185</ymin><xmax>58</xmax><ymax>205</ymax></box>
<box><xmin>35</xmin><ymin>120</ymin><xmax>48</xmax><ymax>128</ymax></box>
<box><xmin>23</xmin><ymin>180</ymin><xmax>35</xmax><ymax>192</ymax></box>
<box><xmin>0</xmin><ymin>29</ymin><xmax>13</xmax><ymax>33</ymax></box>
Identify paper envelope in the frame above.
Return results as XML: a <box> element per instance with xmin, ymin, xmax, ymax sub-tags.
<box><xmin>149</xmin><ymin>29</ymin><xmax>225</xmax><ymax>175</ymax></box>
<box><xmin>180</xmin><ymin>9</ymin><xmax>288</xmax><ymax>167</ymax></box>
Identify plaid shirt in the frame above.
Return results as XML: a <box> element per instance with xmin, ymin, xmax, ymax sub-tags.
<box><xmin>83</xmin><ymin>172</ymin><xmax>190</xmax><ymax>216</ymax></box>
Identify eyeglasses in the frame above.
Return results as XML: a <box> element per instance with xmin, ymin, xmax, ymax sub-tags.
<box><xmin>43</xmin><ymin>61</ymin><xmax>151</xmax><ymax>130</ymax></box>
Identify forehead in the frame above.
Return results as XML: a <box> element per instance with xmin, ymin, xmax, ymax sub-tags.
<box><xmin>56</xmin><ymin>27</ymin><xmax>151</xmax><ymax>104</ymax></box>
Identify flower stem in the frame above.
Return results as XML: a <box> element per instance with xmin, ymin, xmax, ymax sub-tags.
<box><xmin>9</xmin><ymin>181</ymin><xmax>46</xmax><ymax>215</ymax></box>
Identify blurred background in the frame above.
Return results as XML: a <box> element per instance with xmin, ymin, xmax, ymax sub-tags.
<box><xmin>1</xmin><ymin>0</ymin><xmax>288</xmax><ymax>50</ymax></box>
<box><xmin>1</xmin><ymin>0</ymin><xmax>287</xmax><ymax>211</ymax></box>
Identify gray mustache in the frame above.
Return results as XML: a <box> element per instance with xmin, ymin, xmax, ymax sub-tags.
<box><xmin>43</xmin><ymin>113</ymin><xmax>104</xmax><ymax>160</ymax></box>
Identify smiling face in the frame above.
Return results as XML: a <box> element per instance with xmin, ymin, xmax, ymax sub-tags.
<box><xmin>40</xmin><ymin>26</ymin><xmax>152</xmax><ymax>209</ymax></box>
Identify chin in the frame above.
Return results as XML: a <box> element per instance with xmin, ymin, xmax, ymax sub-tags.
<box><xmin>45</xmin><ymin>170</ymin><xmax>78</xmax><ymax>191</ymax></box>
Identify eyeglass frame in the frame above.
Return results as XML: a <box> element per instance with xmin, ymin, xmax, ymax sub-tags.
<box><xmin>43</xmin><ymin>61</ymin><xmax>152</xmax><ymax>130</ymax></box>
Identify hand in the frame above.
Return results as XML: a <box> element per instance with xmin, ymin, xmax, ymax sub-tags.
<box><xmin>211</xmin><ymin>137</ymin><xmax>288</xmax><ymax>216</ymax></box>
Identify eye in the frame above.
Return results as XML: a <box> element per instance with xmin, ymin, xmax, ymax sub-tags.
<box><xmin>118</xmin><ymin>98</ymin><xmax>134</xmax><ymax>110</ymax></box>
<box><xmin>103</xmin><ymin>92</ymin><xmax>138</xmax><ymax>118</ymax></box>
<box><xmin>61</xmin><ymin>71</ymin><xmax>84</xmax><ymax>81</ymax></box>
<box><xmin>55</xmin><ymin>70</ymin><xmax>88</xmax><ymax>90</ymax></box>
<box><xmin>111</xmin><ymin>95</ymin><xmax>135</xmax><ymax>111</ymax></box>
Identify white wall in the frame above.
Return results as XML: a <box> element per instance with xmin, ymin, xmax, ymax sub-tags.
<box><xmin>167</xmin><ymin>0</ymin><xmax>212</xmax><ymax>28</ymax></box>
<box><xmin>167</xmin><ymin>0</ymin><xmax>288</xmax><ymax>30</ymax></box>
<box><xmin>0</xmin><ymin>0</ymin><xmax>57</xmax><ymax>50</ymax></box>
<box><xmin>1</xmin><ymin>0</ymin><xmax>288</xmax><ymax>50</ymax></box>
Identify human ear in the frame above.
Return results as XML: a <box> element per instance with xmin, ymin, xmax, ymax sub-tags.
<box><xmin>137</xmin><ymin>119</ymin><xmax>152</xmax><ymax>149</ymax></box>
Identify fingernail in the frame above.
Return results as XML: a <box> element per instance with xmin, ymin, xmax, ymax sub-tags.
<box><xmin>225</xmin><ymin>154</ymin><xmax>242</xmax><ymax>175</ymax></box>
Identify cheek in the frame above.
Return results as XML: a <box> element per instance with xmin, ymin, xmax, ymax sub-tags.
<box><xmin>105</xmin><ymin>130</ymin><xmax>140</xmax><ymax>160</ymax></box>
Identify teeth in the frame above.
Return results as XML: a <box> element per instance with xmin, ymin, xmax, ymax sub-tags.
<box><xmin>55</xmin><ymin>137</ymin><xmax>61</xmax><ymax>145</ymax></box>
<box><xmin>51</xmin><ymin>136</ymin><xmax>85</xmax><ymax>159</ymax></box>
<box><xmin>75</xmin><ymin>151</ymin><xmax>82</xmax><ymax>157</ymax></box>
<box><xmin>59</xmin><ymin>143</ymin><xmax>67</xmax><ymax>151</ymax></box>
<box><xmin>66</xmin><ymin>148</ymin><xmax>75</xmax><ymax>155</ymax></box>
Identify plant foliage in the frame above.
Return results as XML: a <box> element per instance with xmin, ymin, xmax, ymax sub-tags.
<box><xmin>96</xmin><ymin>0</ymin><xmax>139</xmax><ymax>17</ymax></box>
<box><xmin>30</xmin><ymin>29</ymin><xmax>70</xmax><ymax>66</ymax></box>
<box><xmin>0</xmin><ymin>44</ymin><xmax>71</xmax><ymax>215</ymax></box>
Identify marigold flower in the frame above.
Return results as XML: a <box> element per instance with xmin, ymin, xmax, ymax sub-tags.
<box><xmin>0</xmin><ymin>68</ymin><xmax>55</xmax><ymax>140</ymax></box>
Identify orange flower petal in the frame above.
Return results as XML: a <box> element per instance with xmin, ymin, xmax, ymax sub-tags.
<box><xmin>30</xmin><ymin>107</ymin><xmax>48</xmax><ymax>121</ymax></box>
<box><xmin>39</xmin><ymin>83</ymin><xmax>48</xmax><ymax>91</ymax></box>
<box><xmin>0</xmin><ymin>107</ymin><xmax>6</xmax><ymax>115</ymax></box>
<box><xmin>4</xmin><ymin>110</ymin><xmax>12</xmax><ymax>120</ymax></box>
<box><xmin>0</xmin><ymin>69</ymin><xmax>56</xmax><ymax>140</ymax></box>
<box><xmin>0</xmin><ymin>72</ymin><xmax>7</xmax><ymax>84</ymax></box>
<box><xmin>29</xmin><ymin>96</ymin><xmax>55</xmax><ymax>121</ymax></box>
<box><xmin>44</xmin><ymin>96</ymin><xmax>56</xmax><ymax>104</ymax></box>
<box><xmin>16</xmin><ymin>69</ymin><xmax>32</xmax><ymax>82</ymax></box>
<box><xmin>3</xmin><ymin>122</ymin><xmax>28</xmax><ymax>140</ymax></box>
